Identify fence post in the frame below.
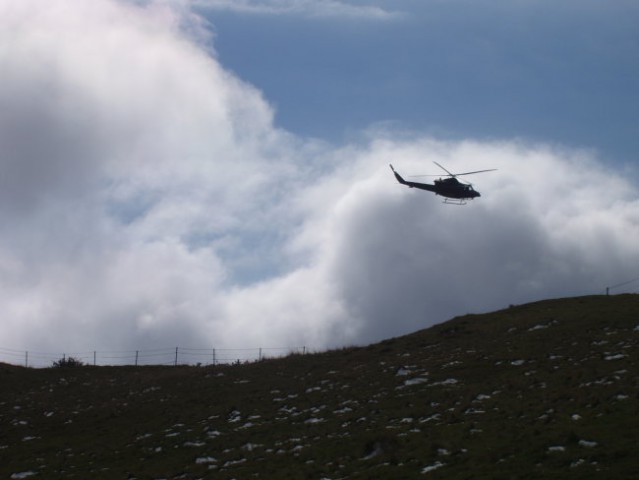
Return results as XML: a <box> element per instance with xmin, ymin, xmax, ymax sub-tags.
<box><xmin>25</xmin><ymin>351</ymin><xmax>28</xmax><ymax>368</ymax></box>
<box><xmin>94</xmin><ymin>351</ymin><xmax>97</xmax><ymax>366</ymax></box>
<box><xmin>175</xmin><ymin>347</ymin><xmax>178</xmax><ymax>366</ymax></box>
<box><xmin>259</xmin><ymin>348</ymin><xmax>262</xmax><ymax>361</ymax></box>
<box><xmin>212</xmin><ymin>348</ymin><xmax>216</xmax><ymax>366</ymax></box>
<box><xmin>135</xmin><ymin>350</ymin><xmax>139</xmax><ymax>367</ymax></box>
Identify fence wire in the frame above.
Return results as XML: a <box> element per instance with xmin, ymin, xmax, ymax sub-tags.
<box><xmin>0</xmin><ymin>345</ymin><xmax>306</xmax><ymax>368</ymax></box>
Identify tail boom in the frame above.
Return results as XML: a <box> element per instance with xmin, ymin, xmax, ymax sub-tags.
<box><xmin>390</xmin><ymin>164</ymin><xmax>436</xmax><ymax>192</ymax></box>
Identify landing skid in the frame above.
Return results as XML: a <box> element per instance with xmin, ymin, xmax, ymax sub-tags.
<box><xmin>443</xmin><ymin>198</ymin><xmax>468</xmax><ymax>205</ymax></box>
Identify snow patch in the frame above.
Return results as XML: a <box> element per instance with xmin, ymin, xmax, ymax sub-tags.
<box><xmin>195</xmin><ymin>456</ymin><xmax>217</xmax><ymax>464</ymax></box>
<box><xmin>578</xmin><ymin>439</ymin><xmax>598</xmax><ymax>448</ymax></box>
<box><xmin>421</xmin><ymin>461</ymin><xmax>445</xmax><ymax>474</ymax></box>
<box><xmin>304</xmin><ymin>417</ymin><xmax>325</xmax><ymax>424</ymax></box>
<box><xmin>428</xmin><ymin>378</ymin><xmax>458</xmax><ymax>387</ymax></box>
<box><xmin>404</xmin><ymin>377</ymin><xmax>429</xmax><ymax>387</ymax></box>
<box><xmin>604</xmin><ymin>354</ymin><xmax>626</xmax><ymax>361</ymax></box>
<box><xmin>528</xmin><ymin>324</ymin><xmax>548</xmax><ymax>331</ymax></box>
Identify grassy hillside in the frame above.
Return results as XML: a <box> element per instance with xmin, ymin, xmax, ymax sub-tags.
<box><xmin>1</xmin><ymin>294</ymin><xmax>638</xmax><ymax>479</ymax></box>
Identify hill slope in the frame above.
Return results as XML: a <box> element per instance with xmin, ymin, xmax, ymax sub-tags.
<box><xmin>1</xmin><ymin>294</ymin><xmax>638</xmax><ymax>479</ymax></box>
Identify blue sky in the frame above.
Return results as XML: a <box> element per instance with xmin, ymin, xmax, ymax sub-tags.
<box><xmin>1</xmin><ymin>0</ymin><xmax>639</xmax><ymax>362</ymax></box>
<box><xmin>204</xmin><ymin>0</ymin><xmax>639</xmax><ymax>163</ymax></box>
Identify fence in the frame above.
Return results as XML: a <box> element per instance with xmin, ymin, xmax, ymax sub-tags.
<box><xmin>0</xmin><ymin>345</ymin><xmax>307</xmax><ymax>368</ymax></box>
<box><xmin>605</xmin><ymin>277</ymin><xmax>639</xmax><ymax>295</ymax></box>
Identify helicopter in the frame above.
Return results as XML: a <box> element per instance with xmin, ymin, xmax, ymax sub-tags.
<box><xmin>390</xmin><ymin>162</ymin><xmax>496</xmax><ymax>205</ymax></box>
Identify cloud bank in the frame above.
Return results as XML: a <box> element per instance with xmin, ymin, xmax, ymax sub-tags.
<box><xmin>1</xmin><ymin>0</ymin><xmax>638</xmax><ymax>358</ymax></box>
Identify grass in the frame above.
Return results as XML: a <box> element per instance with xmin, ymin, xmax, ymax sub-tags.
<box><xmin>1</xmin><ymin>294</ymin><xmax>638</xmax><ymax>479</ymax></box>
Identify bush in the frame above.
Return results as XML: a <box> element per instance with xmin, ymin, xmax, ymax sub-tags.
<box><xmin>52</xmin><ymin>356</ymin><xmax>85</xmax><ymax>368</ymax></box>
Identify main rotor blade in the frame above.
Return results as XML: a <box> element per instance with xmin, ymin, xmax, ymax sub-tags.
<box><xmin>433</xmin><ymin>161</ymin><xmax>455</xmax><ymax>177</ymax></box>
<box><xmin>409</xmin><ymin>163</ymin><xmax>497</xmax><ymax>178</ymax></box>
<box><xmin>453</xmin><ymin>168</ymin><xmax>498</xmax><ymax>176</ymax></box>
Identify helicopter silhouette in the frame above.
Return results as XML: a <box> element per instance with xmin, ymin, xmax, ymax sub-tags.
<box><xmin>390</xmin><ymin>162</ymin><xmax>496</xmax><ymax>205</ymax></box>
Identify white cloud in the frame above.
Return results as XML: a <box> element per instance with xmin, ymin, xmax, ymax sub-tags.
<box><xmin>282</xmin><ymin>136</ymin><xmax>639</xmax><ymax>344</ymax></box>
<box><xmin>0</xmin><ymin>0</ymin><xmax>291</xmax><ymax>351</ymax></box>
<box><xmin>193</xmin><ymin>0</ymin><xmax>402</xmax><ymax>20</ymax></box>
<box><xmin>0</xmin><ymin>0</ymin><xmax>638</xmax><ymax>362</ymax></box>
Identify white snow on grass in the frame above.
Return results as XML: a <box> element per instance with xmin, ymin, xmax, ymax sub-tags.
<box><xmin>404</xmin><ymin>377</ymin><xmax>429</xmax><ymax>387</ymax></box>
<box><xmin>195</xmin><ymin>456</ymin><xmax>217</xmax><ymax>464</ymax></box>
<box><xmin>421</xmin><ymin>461</ymin><xmax>445</xmax><ymax>474</ymax></box>
<box><xmin>548</xmin><ymin>445</ymin><xmax>565</xmax><ymax>452</ymax></box>
<box><xmin>304</xmin><ymin>417</ymin><xmax>325</xmax><ymax>424</ymax></box>
<box><xmin>604</xmin><ymin>354</ymin><xmax>626</xmax><ymax>361</ymax></box>
<box><xmin>223</xmin><ymin>458</ymin><xmax>247</xmax><ymax>467</ymax></box>
<box><xmin>428</xmin><ymin>378</ymin><xmax>458</xmax><ymax>387</ymax></box>
<box><xmin>11</xmin><ymin>473</ymin><xmax>37</xmax><ymax>479</ymax></box>
<box><xmin>578</xmin><ymin>439</ymin><xmax>598</xmax><ymax>448</ymax></box>
<box><xmin>184</xmin><ymin>441</ymin><xmax>205</xmax><ymax>447</ymax></box>
<box><xmin>227</xmin><ymin>410</ymin><xmax>241</xmax><ymax>423</ymax></box>
<box><xmin>474</xmin><ymin>394</ymin><xmax>491</xmax><ymax>402</ymax></box>
<box><xmin>528</xmin><ymin>324</ymin><xmax>548</xmax><ymax>331</ymax></box>
<box><xmin>420</xmin><ymin>414</ymin><xmax>441</xmax><ymax>424</ymax></box>
<box><xmin>333</xmin><ymin>406</ymin><xmax>353</xmax><ymax>414</ymax></box>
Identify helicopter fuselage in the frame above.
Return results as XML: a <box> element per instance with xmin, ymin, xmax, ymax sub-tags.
<box><xmin>432</xmin><ymin>177</ymin><xmax>480</xmax><ymax>199</ymax></box>
<box><xmin>391</xmin><ymin>166</ymin><xmax>480</xmax><ymax>200</ymax></box>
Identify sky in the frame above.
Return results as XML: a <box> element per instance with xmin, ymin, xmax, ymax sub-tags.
<box><xmin>1</xmin><ymin>0</ymin><xmax>638</xmax><ymax>360</ymax></box>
